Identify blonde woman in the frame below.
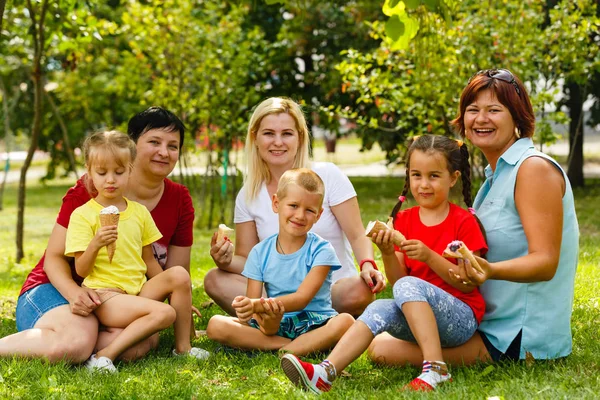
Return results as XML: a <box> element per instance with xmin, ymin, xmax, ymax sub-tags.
<box><xmin>205</xmin><ymin>97</ymin><xmax>385</xmax><ymax>316</ymax></box>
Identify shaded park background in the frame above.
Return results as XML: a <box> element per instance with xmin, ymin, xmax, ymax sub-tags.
<box><xmin>0</xmin><ymin>0</ymin><xmax>599</xmax><ymax>262</ymax></box>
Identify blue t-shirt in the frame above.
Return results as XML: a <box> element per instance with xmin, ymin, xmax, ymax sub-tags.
<box><xmin>242</xmin><ymin>232</ymin><xmax>341</xmax><ymax>317</ymax></box>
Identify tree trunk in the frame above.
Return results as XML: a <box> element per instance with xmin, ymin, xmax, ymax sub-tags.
<box><xmin>17</xmin><ymin>0</ymin><xmax>49</xmax><ymax>262</ymax></box>
<box><xmin>565</xmin><ymin>81</ymin><xmax>585</xmax><ymax>188</ymax></box>
<box><xmin>0</xmin><ymin>0</ymin><xmax>6</xmax><ymax>33</ymax></box>
<box><xmin>45</xmin><ymin>90</ymin><xmax>78</xmax><ymax>178</ymax></box>
<box><xmin>0</xmin><ymin>79</ymin><xmax>12</xmax><ymax>211</ymax></box>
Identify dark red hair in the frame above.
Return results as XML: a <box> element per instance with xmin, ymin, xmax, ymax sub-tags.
<box><xmin>451</xmin><ymin>71</ymin><xmax>535</xmax><ymax>138</ymax></box>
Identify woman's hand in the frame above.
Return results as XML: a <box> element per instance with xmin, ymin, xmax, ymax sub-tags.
<box><xmin>370</xmin><ymin>229</ymin><xmax>396</xmax><ymax>255</ymax></box>
<box><xmin>359</xmin><ymin>262</ymin><xmax>386</xmax><ymax>294</ymax></box>
<box><xmin>210</xmin><ymin>231</ymin><xmax>234</xmax><ymax>269</ymax></box>
<box><xmin>401</xmin><ymin>239</ymin><xmax>433</xmax><ymax>263</ymax></box>
<box><xmin>232</xmin><ymin>295</ymin><xmax>253</xmax><ymax>322</ymax></box>
<box><xmin>69</xmin><ymin>286</ymin><xmax>102</xmax><ymax>316</ymax></box>
<box><xmin>449</xmin><ymin>256</ymin><xmax>491</xmax><ymax>287</ymax></box>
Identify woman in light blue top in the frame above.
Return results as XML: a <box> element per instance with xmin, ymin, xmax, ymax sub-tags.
<box><xmin>367</xmin><ymin>69</ymin><xmax>578</xmax><ymax>366</ymax></box>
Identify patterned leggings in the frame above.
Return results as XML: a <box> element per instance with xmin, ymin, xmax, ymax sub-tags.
<box><xmin>357</xmin><ymin>276</ymin><xmax>478</xmax><ymax>347</ymax></box>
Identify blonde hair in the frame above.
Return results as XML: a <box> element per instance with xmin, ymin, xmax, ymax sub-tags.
<box><xmin>82</xmin><ymin>130</ymin><xmax>137</xmax><ymax>195</ymax></box>
<box><xmin>245</xmin><ymin>97</ymin><xmax>310</xmax><ymax>201</ymax></box>
<box><xmin>276</xmin><ymin>168</ymin><xmax>325</xmax><ymax>209</ymax></box>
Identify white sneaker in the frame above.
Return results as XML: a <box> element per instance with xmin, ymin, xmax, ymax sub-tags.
<box><xmin>84</xmin><ymin>354</ymin><xmax>117</xmax><ymax>373</ymax></box>
<box><xmin>172</xmin><ymin>347</ymin><xmax>210</xmax><ymax>360</ymax></box>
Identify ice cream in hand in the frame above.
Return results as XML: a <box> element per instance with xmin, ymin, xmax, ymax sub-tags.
<box><xmin>217</xmin><ymin>224</ymin><xmax>234</xmax><ymax>242</ymax></box>
<box><xmin>100</xmin><ymin>205</ymin><xmax>120</xmax><ymax>263</ymax></box>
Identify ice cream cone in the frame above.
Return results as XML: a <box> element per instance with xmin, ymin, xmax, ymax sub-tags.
<box><xmin>443</xmin><ymin>240</ymin><xmax>484</xmax><ymax>273</ymax></box>
<box><xmin>365</xmin><ymin>220</ymin><xmax>406</xmax><ymax>246</ymax></box>
<box><xmin>99</xmin><ymin>212</ymin><xmax>119</xmax><ymax>263</ymax></box>
<box><xmin>217</xmin><ymin>224</ymin><xmax>234</xmax><ymax>242</ymax></box>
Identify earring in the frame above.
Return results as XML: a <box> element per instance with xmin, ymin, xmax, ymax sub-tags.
<box><xmin>514</xmin><ymin>126</ymin><xmax>521</xmax><ymax>139</ymax></box>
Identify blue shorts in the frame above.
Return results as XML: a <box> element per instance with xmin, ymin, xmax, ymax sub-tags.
<box><xmin>16</xmin><ymin>283</ymin><xmax>69</xmax><ymax>331</ymax></box>
<box><xmin>248</xmin><ymin>311</ymin><xmax>334</xmax><ymax>340</ymax></box>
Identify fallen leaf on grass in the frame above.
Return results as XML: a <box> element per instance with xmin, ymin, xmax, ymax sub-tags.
<box><xmin>340</xmin><ymin>370</ymin><xmax>352</xmax><ymax>377</ymax></box>
<box><xmin>487</xmin><ymin>397</ymin><xmax>504</xmax><ymax>400</ymax></box>
<box><xmin>525</xmin><ymin>351</ymin><xmax>535</xmax><ymax>368</ymax></box>
<box><xmin>201</xmin><ymin>300</ymin><xmax>215</xmax><ymax>308</ymax></box>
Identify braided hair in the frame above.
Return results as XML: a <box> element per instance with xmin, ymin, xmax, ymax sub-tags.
<box><xmin>390</xmin><ymin>135</ymin><xmax>484</xmax><ymax>238</ymax></box>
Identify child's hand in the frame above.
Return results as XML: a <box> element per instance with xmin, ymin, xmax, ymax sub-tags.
<box><xmin>370</xmin><ymin>229</ymin><xmax>396</xmax><ymax>255</ymax></box>
<box><xmin>254</xmin><ymin>298</ymin><xmax>284</xmax><ymax>336</ymax></box>
<box><xmin>92</xmin><ymin>225</ymin><xmax>118</xmax><ymax>250</ymax></box>
<box><xmin>401</xmin><ymin>239</ymin><xmax>433</xmax><ymax>263</ymax></box>
<box><xmin>231</xmin><ymin>295</ymin><xmax>253</xmax><ymax>322</ymax></box>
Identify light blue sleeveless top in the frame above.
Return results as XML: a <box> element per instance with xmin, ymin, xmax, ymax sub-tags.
<box><xmin>474</xmin><ymin>138</ymin><xmax>579</xmax><ymax>359</ymax></box>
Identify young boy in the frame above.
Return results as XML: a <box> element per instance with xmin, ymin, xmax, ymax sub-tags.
<box><xmin>207</xmin><ymin>168</ymin><xmax>354</xmax><ymax>356</ymax></box>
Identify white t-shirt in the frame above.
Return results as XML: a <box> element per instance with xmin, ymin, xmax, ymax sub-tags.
<box><xmin>235</xmin><ymin>162</ymin><xmax>358</xmax><ymax>282</ymax></box>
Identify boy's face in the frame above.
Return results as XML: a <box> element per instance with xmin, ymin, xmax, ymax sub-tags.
<box><xmin>272</xmin><ymin>184</ymin><xmax>323</xmax><ymax>238</ymax></box>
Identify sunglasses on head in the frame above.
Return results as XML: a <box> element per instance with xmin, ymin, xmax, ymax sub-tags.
<box><xmin>469</xmin><ymin>69</ymin><xmax>521</xmax><ymax>96</ymax></box>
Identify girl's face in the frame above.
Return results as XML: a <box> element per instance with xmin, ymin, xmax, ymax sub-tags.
<box><xmin>89</xmin><ymin>154</ymin><xmax>131</xmax><ymax>205</ymax></box>
<box><xmin>135</xmin><ymin>128</ymin><xmax>180</xmax><ymax>179</ymax></box>
<box><xmin>408</xmin><ymin>150</ymin><xmax>459</xmax><ymax>212</ymax></box>
<box><xmin>464</xmin><ymin>89</ymin><xmax>517</xmax><ymax>160</ymax></box>
<box><xmin>255</xmin><ymin>113</ymin><xmax>299</xmax><ymax>171</ymax></box>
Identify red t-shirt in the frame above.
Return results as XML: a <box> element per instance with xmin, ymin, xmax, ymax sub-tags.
<box><xmin>394</xmin><ymin>203</ymin><xmax>488</xmax><ymax>323</ymax></box>
<box><xmin>19</xmin><ymin>177</ymin><xmax>194</xmax><ymax>296</ymax></box>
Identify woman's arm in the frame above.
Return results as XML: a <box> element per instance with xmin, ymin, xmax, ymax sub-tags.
<box><xmin>44</xmin><ymin>223</ymin><xmax>101</xmax><ymax>314</ymax></box>
<box><xmin>251</xmin><ymin>266</ymin><xmax>330</xmax><ymax>313</ymax></box>
<box><xmin>464</xmin><ymin>157</ymin><xmax>565</xmax><ymax>285</ymax></box>
<box><xmin>331</xmin><ymin>197</ymin><xmax>386</xmax><ymax>292</ymax></box>
<box><xmin>143</xmin><ymin>245</ymin><xmax>163</xmax><ymax>279</ymax></box>
<box><xmin>210</xmin><ymin>221</ymin><xmax>259</xmax><ymax>274</ymax></box>
<box><xmin>165</xmin><ymin>245</ymin><xmax>191</xmax><ymax>272</ymax></box>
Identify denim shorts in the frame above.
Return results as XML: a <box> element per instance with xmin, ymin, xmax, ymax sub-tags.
<box><xmin>16</xmin><ymin>283</ymin><xmax>69</xmax><ymax>331</ymax></box>
<box><xmin>248</xmin><ymin>311</ymin><xmax>334</xmax><ymax>340</ymax></box>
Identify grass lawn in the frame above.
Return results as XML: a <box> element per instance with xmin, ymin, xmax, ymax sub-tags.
<box><xmin>0</xmin><ymin>176</ymin><xmax>599</xmax><ymax>399</ymax></box>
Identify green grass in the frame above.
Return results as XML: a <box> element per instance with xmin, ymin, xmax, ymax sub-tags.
<box><xmin>1</xmin><ymin>177</ymin><xmax>599</xmax><ymax>399</ymax></box>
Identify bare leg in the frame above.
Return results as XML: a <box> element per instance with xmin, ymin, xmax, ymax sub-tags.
<box><xmin>94</xmin><ymin>295</ymin><xmax>176</xmax><ymax>361</ymax></box>
<box><xmin>368</xmin><ymin>331</ymin><xmax>492</xmax><ymax>367</ymax></box>
<box><xmin>281</xmin><ymin>313</ymin><xmax>355</xmax><ymax>356</ymax></box>
<box><xmin>139</xmin><ymin>266</ymin><xmax>193</xmax><ymax>353</ymax></box>
<box><xmin>95</xmin><ymin>328</ymin><xmax>159</xmax><ymax>362</ymax></box>
<box><xmin>331</xmin><ymin>276</ymin><xmax>374</xmax><ymax>316</ymax></box>
<box><xmin>324</xmin><ymin>320</ymin><xmax>376</xmax><ymax>372</ymax></box>
<box><xmin>0</xmin><ymin>305</ymin><xmax>98</xmax><ymax>363</ymax></box>
<box><xmin>402</xmin><ymin>302</ymin><xmax>442</xmax><ymax>361</ymax></box>
<box><xmin>203</xmin><ymin>268</ymin><xmax>266</xmax><ymax>316</ymax></box>
<box><xmin>206</xmin><ymin>315</ymin><xmax>291</xmax><ymax>350</ymax></box>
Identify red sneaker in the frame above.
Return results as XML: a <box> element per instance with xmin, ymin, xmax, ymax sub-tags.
<box><xmin>405</xmin><ymin>377</ymin><xmax>435</xmax><ymax>392</ymax></box>
<box><xmin>280</xmin><ymin>354</ymin><xmax>333</xmax><ymax>394</ymax></box>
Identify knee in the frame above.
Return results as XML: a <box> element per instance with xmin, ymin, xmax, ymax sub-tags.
<box><xmin>48</xmin><ymin>318</ymin><xmax>99</xmax><ymax>363</ymax></box>
<box><xmin>330</xmin><ymin>313</ymin><xmax>355</xmax><ymax>337</ymax></box>
<box><xmin>152</xmin><ymin>304</ymin><xmax>177</xmax><ymax>329</ymax></box>
<box><xmin>332</xmin><ymin>279</ymin><xmax>375</xmax><ymax>317</ymax></box>
<box><xmin>166</xmin><ymin>266</ymin><xmax>192</xmax><ymax>290</ymax></box>
<box><xmin>203</xmin><ymin>268</ymin><xmax>220</xmax><ymax>299</ymax></box>
<box><xmin>206</xmin><ymin>315</ymin><xmax>229</xmax><ymax>342</ymax></box>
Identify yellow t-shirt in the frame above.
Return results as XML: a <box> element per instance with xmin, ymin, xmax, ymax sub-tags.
<box><xmin>65</xmin><ymin>198</ymin><xmax>163</xmax><ymax>295</ymax></box>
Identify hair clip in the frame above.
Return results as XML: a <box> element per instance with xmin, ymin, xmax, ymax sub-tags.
<box><xmin>468</xmin><ymin>207</ymin><xmax>476</xmax><ymax>215</ymax></box>
<box><xmin>456</xmin><ymin>139</ymin><xmax>463</xmax><ymax>147</ymax></box>
<box><xmin>398</xmin><ymin>195</ymin><xmax>406</xmax><ymax>202</ymax></box>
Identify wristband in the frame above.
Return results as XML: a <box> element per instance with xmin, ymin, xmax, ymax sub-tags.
<box><xmin>359</xmin><ymin>258</ymin><xmax>378</xmax><ymax>272</ymax></box>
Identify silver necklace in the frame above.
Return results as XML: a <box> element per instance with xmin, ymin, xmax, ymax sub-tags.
<box><xmin>276</xmin><ymin>236</ymin><xmax>285</xmax><ymax>255</ymax></box>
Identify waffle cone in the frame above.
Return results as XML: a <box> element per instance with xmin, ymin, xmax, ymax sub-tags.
<box><xmin>365</xmin><ymin>220</ymin><xmax>406</xmax><ymax>246</ymax></box>
<box><xmin>99</xmin><ymin>213</ymin><xmax>119</xmax><ymax>263</ymax></box>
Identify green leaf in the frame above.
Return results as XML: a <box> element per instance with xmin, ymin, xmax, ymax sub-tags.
<box><xmin>422</xmin><ymin>0</ymin><xmax>439</xmax><ymax>11</ymax></box>
<box><xmin>389</xmin><ymin>0</ymin><xmax>401</xmax><ymax>7</ymax></box>
<box><xmin>383</xmin><ymin>0</ymin><xmax>406</xmax><ymax>17</ymax></box>
<box><xmin>481</xmin><ymin>365</ymin><xmax>495</xmax><ymax>377</ymax></box>
<box><xmin>264</xmin><ymin>0</ymin><xmax>285</xmax><ymax>5</ymax></box>
<box><xmin>404</xmin><ymin>0</ymin><xmax>420</xmax><ymax>9</ymax></box>
<box><xmin>385</xmin><ymin>15</ymin><xmax>405</xmax><ymax>42</ymax></box>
